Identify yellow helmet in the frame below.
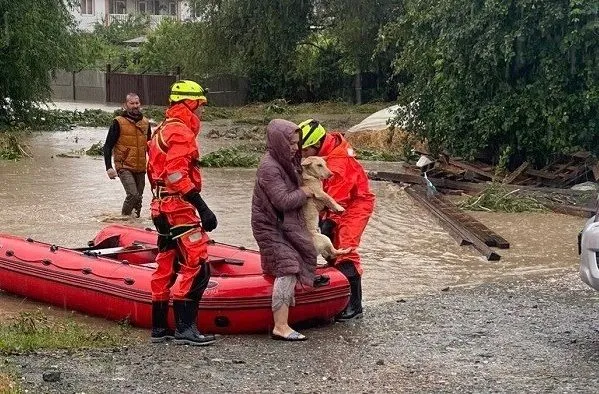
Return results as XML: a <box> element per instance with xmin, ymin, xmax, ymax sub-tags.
<box><xmin>299</xmin><ymin>119</ymin><xmax>326</xmax><ymax>149</ymax></box>
<box><xmin>169</xmin><ymin>80</ymin><xmax>207</xmax><ymax>104</ymax></box>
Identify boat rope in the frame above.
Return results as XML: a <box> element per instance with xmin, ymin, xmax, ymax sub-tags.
<box><xmin>4</xmin><ymin>250</ymin><xmax>135</xmax><ymax>285</ymax></box>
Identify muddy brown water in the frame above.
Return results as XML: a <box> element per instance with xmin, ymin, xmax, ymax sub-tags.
<box><xmin>0</xmin><ymin>126</ymin><xmax>586</xmax><ymax>321</ymax></box>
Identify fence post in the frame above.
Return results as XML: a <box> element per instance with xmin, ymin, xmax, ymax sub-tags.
<box><xmin>105</xmin><ymin>64</ymin><xmax>111</xmax><ymax>104</ymax></box>
<box><xmin>72</xmin><ymin>71</ymin><xmax>76</xmax><ymax>101</ymax></box>
<box><xmin>176</xmin><ymin>66</ymin><xmax>181</xmax><ymax>81</ymax></box>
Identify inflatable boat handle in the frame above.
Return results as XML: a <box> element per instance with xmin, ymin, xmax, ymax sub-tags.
<box><xmin>207</xmin><ymin>257</ymin><xmax>244</xmax><ymax>266</ymax></box>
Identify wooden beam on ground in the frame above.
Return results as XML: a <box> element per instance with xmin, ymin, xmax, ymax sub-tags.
<box><xmin>525</xmin><ymin>168</ymin><xmax>558</xmax><ymax>180</ymax></box>
<box><xmin>433</xmin><ymin>194</ymin><xmax>510</xmax><ymax>249</ymax></box>
<box><xmin>367</xmin><ymin>171</ymin><xmax>592</xmax><ymax>196</ymax></box>
<box><xmin>448</xmin><ymin>159</ymin><xmax>499</xmax><ymax>181</ymax></box>
<box><xmin>542</xmin><ymin>202</ymin><xmax>595</xmax><ymax>218</ymax></box>
<box><xmin>404</xmin><ymin>186</ymin><xmax>501</xmax><ymax>261</ymax></box>
<box><xmin>503</xmin><ymin>161</ymin><xmax>529</xmax><ymax>184</ymax></box>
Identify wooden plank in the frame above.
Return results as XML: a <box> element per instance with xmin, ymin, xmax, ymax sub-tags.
<box><xmin>572</xmin><ymin>151</ymin><xmax>592</xmax><ymax>159</ymax></box>
<box><xmin>592</xmin><ymin>163</ymin><xmax>599</xmax><ymax>180</ymax></box>
<box><xmin>436</xmin><ymin>161</ymin><xmax>465</xmax><ymax>175</ymax></box>
<box><xmin>525</xmin><ymin>168</ymin><xmax>558</xmax><ymax>180</ymax></box>
<box><xmin>367</xmin><ymin>171</ymin><xmax>592</xmax><ymax>196</ymax></box>
<box><xmin>404</xmin><ymin>187</ymin><xmax>473</xmax><ymax>247</ymax></box>
<box><xmin>405</xmin><ymin>186</ymin><xmax>501</xmax><ymax>261</ymax></box>
<box><xmin>368</xmin><ymin>171</ymin><xmax>426</xmax><ymax>186</ymax></box>
<box><xmin>503</xmin><ymin>161</ymin><xmax>529</xmax><ymax>184</ymax></box>
<box><xmin>448</xmin><ymin>159</ymin><xmax>499</xmax><ymax>181</ymax></box>
<box><xmin>433</xmin><ymin>194</ymin><xmax>510</xmax><ymax>249</ymax></box>
<box><xmin>542</xmin><ymin>202</ymin><xmax>595</xmax><ymax>218</ymax></box>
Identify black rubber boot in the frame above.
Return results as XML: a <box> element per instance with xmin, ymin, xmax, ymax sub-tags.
<box><xmin>173</xmin><ymin>300</ymin><xmax>216</xmax><ymax>346</ymax></box>
<box><xmin>336</xmin><ymin>276</ymin><xmax>363</xmax><ymax>322</ymax></box>
<box><xmin>151</xmin><ymin>301</ymin><xmax>174</xmax><ymax>343</ymax></box>
<box><xmin>335</xmin><ymin>261</ymin><xmax>363</xmax><ymax>322</ymax></box>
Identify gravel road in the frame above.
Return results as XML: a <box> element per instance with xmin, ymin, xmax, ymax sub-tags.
<box><xmin>7</xmin><ymin>270</ymin><xmax>599</xmax><ymax>393</ymax></box>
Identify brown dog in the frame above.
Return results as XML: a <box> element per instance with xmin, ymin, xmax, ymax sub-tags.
<box><xmin>301</xmin><ymin>156</ymin><xmax>352</xmax><ymax>260</ymax></box>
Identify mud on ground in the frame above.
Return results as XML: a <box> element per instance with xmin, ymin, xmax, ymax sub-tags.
<box><xmin>6</xmin><ymin>272</ymin><xmax>599</xmax><ymax>393</ymax></box>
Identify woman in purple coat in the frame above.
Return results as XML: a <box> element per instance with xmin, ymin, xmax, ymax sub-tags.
<box><xmin>251</xmin><ymin>119</ymin><xmax>318</xmax><ymax>341</ymax></box>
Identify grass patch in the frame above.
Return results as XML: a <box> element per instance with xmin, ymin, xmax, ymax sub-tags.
<box><xmin>6</xmin><ymin>101</ymin><xmax>392</xmax><ymax>133</ymax></box>
<box><xmin>199</xmin><ymin>142</ymin><xmax>265</xmax><ymax>168</ymax></box>
<box><xmin>0</xmin><ymin>310</ymin><xmax>131</xmax><ymax>354</ymax></box>
<box><xmin>458</xmin><ymin>184</ymin><xmax>548</xmax><ymax>213</ymax></box>
<box><xmin>0</xmin><ymin>133</ymin><xmax>31</xmax><ymax>160</ymax></box>
<box><xmin>85</xmin><ymin>141</ymin><xmax>104</xmax><ymax>156</ymax></box>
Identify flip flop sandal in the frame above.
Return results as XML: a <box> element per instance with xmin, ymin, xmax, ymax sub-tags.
<box><xmin>271</xmin><ymin>330</ymin><xmax>307</xmax><ymax>341</ymax></box>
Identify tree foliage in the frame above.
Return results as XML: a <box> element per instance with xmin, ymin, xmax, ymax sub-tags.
<box><xmin>0</xmin><ymin>0</ymin><xmax>76</xmax><ymax>124</ymax></box>
<box><xmin>71</xmin><ymin>16</ymin><xmax>151</xmax><ymax>71</ymax></box>
<box><xmin>138</xmin><ymin>19</ymin><xmax>210</xmax><ymax>74</ymax></box>
<box><xmin>190</xmin><ymin>0</ymin><xmax>314</xmax><ymax>100</ymax></box>
<box><xmin>388</xmin><ymin>0</ymin><xmax>599</xmax><ymax>164</ymax></box>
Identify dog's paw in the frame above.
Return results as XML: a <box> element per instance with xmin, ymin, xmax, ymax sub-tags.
<box><xmin>333</xmin><ymin>247</ymin><xmax>352</xmax><ymax>256</ymax></box>
<box><xmin>332</xmin><ymin>204</ymin><xmax>345</xmax><ymax>213</ymax></box>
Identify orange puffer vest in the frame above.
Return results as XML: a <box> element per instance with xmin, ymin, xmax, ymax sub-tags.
<box><xmin>113</xmin><ymin>115</ymin><xmax>149</xmax><ymax>172</ymax></box>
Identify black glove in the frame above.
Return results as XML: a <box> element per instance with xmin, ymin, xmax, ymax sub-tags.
<box><xmin>319</xmin><ymin>218</ymin><xmax>336</xmax><ymax>240</ymax></box>
<box><xmin>184</xmin><ymin>191</ymin><xmax>218</xmax><ymax>232</ymax></box>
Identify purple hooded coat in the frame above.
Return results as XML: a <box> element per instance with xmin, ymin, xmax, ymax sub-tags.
<box><xmin>251</xmin><ymin>119</ymin><xmax>317</xmax><ymax>287</ymax></box>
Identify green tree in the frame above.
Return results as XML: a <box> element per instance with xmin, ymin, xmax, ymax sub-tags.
<box><xmin>0</xmin><ymin>0</ymin><xmax>76</xmax><ymax>124</ymax></box>
<box><xmin>191</xmin><ymin>0</ymin><xmax>314</xmax><ymax>100</ymax></box>
<box><xmin>71</xmin><ymin>15</ymin><xmax>151</xmax><ymax>71</ymax></box>
<box><xmin>137</xmin><ymin>19</ymin><xmax>207</xmax><ymax>74</ymax></box>
<box><xmin>318</xmin><ymin>0</ymin><xmax>399</xmax><ymax>103</ymax></box>
<box><xmin>291</xmin><ymin>33</ymin><xmax>347</xmax><ymax>101</ymax></box>
<box><xmin>388</xmin><ymin>0</ymin><xmax>599</xmax><ymax>164</ymax></box>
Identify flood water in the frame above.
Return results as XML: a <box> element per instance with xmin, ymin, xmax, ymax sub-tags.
<box><xmin>0</xmin><ymin>125</ymin><xmax>587</xmax><ymax>318</ymax></box>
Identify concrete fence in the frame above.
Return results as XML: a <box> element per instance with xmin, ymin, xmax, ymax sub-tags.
<box><xmin>50</xmin><ymin>69</ymin><xmax>249</xmax><ymax>107</ymax></box>
<box><xmin>50</xmin><ymin>70</ymin><xmax>106</xmax><ymax>103</ymax></box>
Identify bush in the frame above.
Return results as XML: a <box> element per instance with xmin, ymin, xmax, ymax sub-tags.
<box><xmin>389</xmin><ymin>0</ymin><xmax>599</xmax><ymax>166</ymax></box>
<box><xmin>199</xmin><ymin>143</ymin><xmax>265</xmax><ymax>168</ymax></box>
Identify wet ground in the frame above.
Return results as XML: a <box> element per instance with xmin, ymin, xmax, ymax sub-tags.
<box><xmin>1</xmin><ymin>109</ymin><xmax>596</xmax><ymax>392</ymax></box>
<box><xmin>7</xmin><ymin>274</ymin><xmax>599</xmax><ymax>393</ymax></box>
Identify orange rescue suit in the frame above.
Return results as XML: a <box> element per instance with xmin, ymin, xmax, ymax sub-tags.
<box><xmin>146</xmin><ymin>103</ymin><xmax>210</xmax><ymax>302</ymax></box>
<box><xmin>320</xmin><ymin>133</ymin><xmax>375</xmax><ymax>276</ymax></box>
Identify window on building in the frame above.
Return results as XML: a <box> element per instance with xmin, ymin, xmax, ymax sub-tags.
<box><xmin>138</xmin><ymin>0</ymin><xmax>148</xmax><ymax>13</ymax></box>
<box><xmin>168</xmin><ymin>1</ymin><xmax>177</xmax><ymax>16</ymax></box>
<box><xmin>110</xmin><ymin>0</ymin><xmax>127</xmax><ymax>14</ymax></box>
<box><xmin>149</xmin><ymin>1</ymin><xmax>177</xmax><ymax>15</ymax></box>
<box><xmin>81</xmin><ymin>0</ymin><xmax>94</xmax><ymax>14</ymax></box>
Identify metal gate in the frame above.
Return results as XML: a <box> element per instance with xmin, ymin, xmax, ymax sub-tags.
<box><xmin>106</xmin><ymin>67</ymin><xmax>177</xmax><ymax>106</ymax></box>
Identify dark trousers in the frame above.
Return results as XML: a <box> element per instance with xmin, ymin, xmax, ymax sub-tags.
<box><xmin>118</xmin><ymin>169</ymin><xmax>145</xmax><ymax>216</ymax></box>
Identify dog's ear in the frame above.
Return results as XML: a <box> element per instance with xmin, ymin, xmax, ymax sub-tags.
<box><xmin>301</xmin><ymin>157</ymin><xmax>313</xmax><ymax>166</ymax></box>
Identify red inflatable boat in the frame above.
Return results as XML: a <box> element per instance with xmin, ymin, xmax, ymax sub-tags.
<box><xmin>0</xmin><ymin>224</ymin><xmax>350</xmax><ymax>334</ymax></box>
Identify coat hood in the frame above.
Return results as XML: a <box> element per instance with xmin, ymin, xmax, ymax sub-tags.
<box><xmin>165</xmin><ymin>102</ymin><xmax>201</xmax><ymax>135</ymax></box>
<box><xmin>266</xmin><ymin>119</ymin><xmax>302</xmax><ymax>185</ymax></box>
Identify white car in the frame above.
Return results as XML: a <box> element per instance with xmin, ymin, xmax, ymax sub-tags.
<box><xmin>580</xmin><ymin>216</ymin><xmax>599</xmax><ymax>290</ymax></box>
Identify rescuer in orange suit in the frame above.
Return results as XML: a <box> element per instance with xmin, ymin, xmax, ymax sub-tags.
<box><xmin>146</xmin><ymin>80</ymin><xmax>218</xmax><ymax>346</ymax></box>
<box><xmin>299</xmin><ymin>119</ymin><xmax>375</xmax><ymax>321</ymax></box>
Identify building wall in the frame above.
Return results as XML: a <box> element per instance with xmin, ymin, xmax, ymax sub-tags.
<box><xmin>72</xmin><ymin>0</ymin><xmax>107</xmax><ymax>32</ymax></box>
<box><xmin>71</xmin><ymin>0</ymin><xmax>191</xmax><ymax>31</ymax></box>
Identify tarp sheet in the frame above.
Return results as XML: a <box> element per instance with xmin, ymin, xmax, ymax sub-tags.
<box><xmin>346</xmin><ymin>105</ymin><xmax>400</xmax><ymax>133</ymax></box>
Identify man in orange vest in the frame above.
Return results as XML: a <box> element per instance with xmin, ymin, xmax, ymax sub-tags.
<box><xmin>103</xmin><ymin>93</ymin><xmax>152</xmax><ymax>218</ymax></box>
<box><xmin>300</xmin><ymin>119</ymin><xmax>375</xmax><ymax>321</ymax></box>
<box><xmin>146</xmin><ymin>80</ymin><xmax>218</xmax><ymax>346</ymax></box>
